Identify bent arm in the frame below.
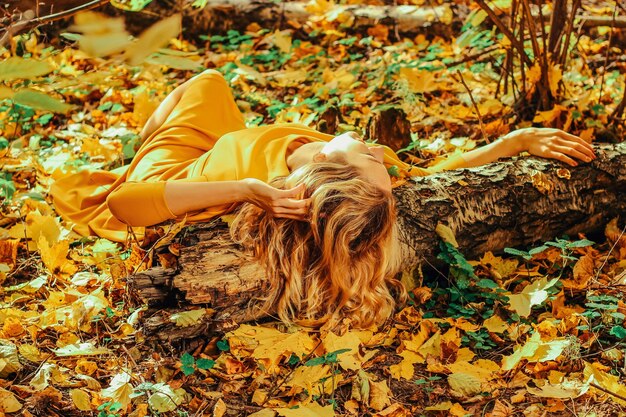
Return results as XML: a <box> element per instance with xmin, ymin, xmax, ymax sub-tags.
<box><xmin>106</xmin><ymin>178</ymin><xmax>309</xmax><ymax>227</ymax></box>
<box><xmin>106</xmin><ymin>178</ymin><xmax>247</xmax><ymax>227</ymax></box>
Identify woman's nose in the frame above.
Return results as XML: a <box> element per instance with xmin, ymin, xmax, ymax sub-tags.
<box><xmin>370</xmin><ymin>145</ymin><xmax>385</xmax><ymax>163</ymax></box>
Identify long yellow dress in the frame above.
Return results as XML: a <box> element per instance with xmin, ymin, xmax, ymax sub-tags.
<box><xmin>50</xmin><ymin>71</ymin><xmax>464</xmax><ymax>242</ymax></box>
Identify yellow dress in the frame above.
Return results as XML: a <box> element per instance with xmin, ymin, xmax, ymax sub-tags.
<box><xmin>50</xmin><ymin>71</ymin><xmax>464</xmax><ymax>242</ymax></box>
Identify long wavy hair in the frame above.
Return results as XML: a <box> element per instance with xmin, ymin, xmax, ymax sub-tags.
<box><xmin>230</xmin><ymin>160</ymin><xmax>405</xmax><ymax>328</ymax></box>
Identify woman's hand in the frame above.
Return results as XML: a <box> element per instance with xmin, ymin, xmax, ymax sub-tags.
<box><xmin>242</xmin><ymin>178</ymin><xmax>310</xmax><ymax>220</ymax></box>
<box><xmin>502</xmin><ymin>128</ymin><xmax>596</xmax><ymax>167</ymax></box>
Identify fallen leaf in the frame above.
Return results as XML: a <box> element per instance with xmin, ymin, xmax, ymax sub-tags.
<box><xmin>70</xmin><ymin>388</ymin><xmax>92</xmax><ymax>411</ymax></box>
<box><xmin>0</xmin><ymin>387</ymin><xmax>22</xmax><ymax>413</ymax></box>
<box><xmin>506</xmin><ymin>277</ymin><xmax>559</xmax><ymax>317</ymax></box>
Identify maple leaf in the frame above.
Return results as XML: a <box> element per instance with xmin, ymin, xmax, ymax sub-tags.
<box><xmin>506</xmin><ymin>277</ymin><xmax>559</xmax><ymax>317</ymax></box>
<box><xmin>101</xmin><ymin>371</ymin><xmax>134</xmax><ymax>409</ymax></box>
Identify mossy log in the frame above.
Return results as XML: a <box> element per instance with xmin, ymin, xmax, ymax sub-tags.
<box><xmin>129</xmin><ymin>142</ymin><xmax>626</xmax><ymax>342</ymax></box>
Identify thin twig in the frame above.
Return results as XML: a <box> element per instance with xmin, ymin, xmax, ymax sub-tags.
<box><xmin>0</xmin><ymin>0</ymin><xmax>109</xmax><ymax>47</ymax></box>
<box><xmin>590</xmin><ymin>381</ymin><xmax>626</xmax><ymax>403</ymax></box>
<box><xmin>454</xmin><ymin>70</ymin><xmax>489</xmax><ymax>143</ymax></box>
<box><xmin>474</xmin><ymin>0</ymin><xmax>532</xmax><ymax>67</ymax></box>
<box><xmin>598</xmin><ymin>2</ymin><xmax>619</xmax><ymax>102</ymax></box>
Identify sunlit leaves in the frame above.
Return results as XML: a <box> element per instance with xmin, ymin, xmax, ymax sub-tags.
<box><xmin>13</xmin><ymin>89</ymin><xmax>74</xmax><ymax>114</ymax></box>
<box><xmin>124</xmin><ymin>14</ymin><xmax>182</xmax><ymax>65</ymax></box>
<box><xmin>0</xmin><ymin>57</ymin><xmax>54</xmax><ymax>81</ymax></box>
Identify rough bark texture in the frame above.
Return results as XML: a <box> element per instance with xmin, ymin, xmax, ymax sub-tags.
<box><xmin>128</xmin><ymin>142</ymin><xmax>626</xmax><ymax>341</ymax></box>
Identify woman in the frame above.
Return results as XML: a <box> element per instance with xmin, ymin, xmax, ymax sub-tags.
<box><xmin>51</xmin><ymin>70</ymin><xmax>595</xmax><ymax>327</ymax></box>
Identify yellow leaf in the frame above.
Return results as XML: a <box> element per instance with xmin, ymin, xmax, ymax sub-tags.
<box><xmin>54</xmin><ymin>342</ymin><xmax>111</xmax><ymax>357</ymax></box>
<box><xmin>0</xmin><ymin>387</ymin><xmax>21</xmax><ymax>413</ymax></box>
<box><xmin>18</xmin><ymin>344</ymin><xmax>43</xmax><ymax>362</ymax></box>
<box><xmin>448</xmin><ymin>372</ymin><xmax>482</xmax><ymax>397</ymax></box>
<box><xmin>584</xmin><ymin>361</ymin><xmax>626</xmax><ymax>406</ymax></box>
<box><xmin>548</xmin><ymin>64</ymin><xmax>563</xmax><ymax>97</ymax></box>
<box><xmin>526</xmin><ymin>377</ymin><xmax>590</xmax><ymax>399</ymax></box>
<box><xmin>506</xmin><ymin>277</ymin><xmax>559</xmax><ymax>317</ymax></box>
<box><xmin>170</xmin><ymin>309</ymin><xmax>206</xmax><ymax>327</ymax></box>
<box><xmin>286</xmin><ymin>364</ymin><xmax>331</xmax><ymax>395</ymax></box>
<box><xmin>25</xmin><ymin>212</ymin><xmax>61</xmax><ymax>249</ymax></box>
<box><xmin>0</xmin><ymin>56</ymin><xmax>54</xmax><ymax>82</ymax></box>
<box><xmin>0</xmin><ymin>340</ymin><xmax>23</xmax><ymax>377</ymax></box>
<box><xmin>275</xmin><ymin>402</ymin><xmax>335</xmax><ymax>417</ymax></box>
<box><xmin>417</xmin><ymin>331</ymin><xmax>441</xmax><ymax>359</ymax></box>
<box><xmin>369</xmin><ymin>379</ymin><xmax>391</xmax><ymax>411</ymax></box>
<box><xmin>229</xmin><ymin>324</ymin><xmax>315</xmax><ymax>373</ymax></box>
<box><xmin>39</xmin><ymin>236</ymin><xmax>75</xmax><ymax>276</ymax></box>
<box><xmin>483</xmin><ymin>315</ymin><xmax>508</xmax><ymax>333</ymax></box>
<box><xmin>435</xmin><ymin>223</ymin><xmax>458</xmax><ymax>247</ymax></box>
<box><xmin>125</xmin><ymin>15</ymin><xmax>182</xmax><ymax>66</ymax></box>
<box><xmin>213</xmin><ymin>398</ymin><xmax>226</xmax><ymax>417</ymax></box>
<box><xmin>399</xmin><ymin>67</ymin><xmax>438</xmax><ymax>93</ymax></box>
<box><xmin>2</xmin><ymin>316</ymin><xmax>24</xmax><ymax>337</ymax></box>
<box><xmin>101</xmin><ymin>371</ymin><xmax>133</xmax><ymax>409</ymax></box>
<box><xmin>147</xmin><ymin>383</ymin><xmax>186</xmax><ymax>412</ymax></box>
<box><xmin>533</xmin><ymin>104</ymin><xmax>567</xmax><ymax>124</ymax></box>
<box><xmin>447</xmin><ymin>360</ymin><xmax>499</xmax><ymax>383</ymax></box>
<box><xmin>389</xmin><ymin>350</ymin><xmax>423</xmax><ymax>380</ymax></box>
<box><xmin>322</xmin><ymin>331</ymin><xmax>362</xmax><ymax>371</ymax></box>
<box><xmin>70</xmin><ymin>388</ymin><xmax>92</xmax><ymax>411</ymax></box>
<box><xmin>13</xmin><ymin>89</ymin><xmax>75</xmax><ymax>114</ymax></box>
<box><xmin>72</xmin><ymin>11</ymin><xmax>126</xmax><ymax>35</ymax></box>
<box><xmin>76</xmin><ymin>359</ymin><xmax>98</xmax><ymax>375</ymax></box>
<box><xmin>248</xmin><ymin>409</ymin><xmax>276</xmax><ymax>417</ymax></box>
<box><xmin>273</xmin><ymin>30</ymin><xmax>292</xmax><ymax>53</ymax></box>
<box><xmin>501</xmin><ymin>332</ymin><xmax>570</xmax><ymax>371</ymax></box>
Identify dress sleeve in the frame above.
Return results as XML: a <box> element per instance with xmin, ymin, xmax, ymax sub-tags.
<box><xmin>106</xmin><ymin>181</ymin><xmax>177</xmax><ymax>227</ymax></box>
<box><xmin>106</xmin><ymin>175</ymin><xmax>211</xmax><ymax>227</ymax></box>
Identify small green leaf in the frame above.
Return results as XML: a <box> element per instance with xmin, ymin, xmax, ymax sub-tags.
<box><xmin>180</xmin><ymin>352</ymin><xmax>195</xmax><ymax>367</ymax></box>
<box><xmin>0</xmin><ymin>172</ymin><xmax>15</xmax><ymax>202</ymax></box>
<box><xmin>476</xmin><ymin>279</ymin><xmax>499</xmax><ymax>289</ymax></box>
<box><xmin>181</xmin><ymin>364</ymin><xmax>195</xmax><ymax>376</ymax></box>
<box><xmin>610</xmin><ymin>325</ymin><xmax>626</xmax><ymax>339</ymax></box>
<box><xmin>387</xmin><ymin>165</ymin><xmax>401</xmax><ymax>177</ymax></box>
<box><xmin>216</xmin><ymin>339</ymin><xmax>230</xmax><ymax>352</ymax></box>
<box><xmin>196</xmin><ymin>358</ymin><xmax>215</xmax><ymax>370</ymax></box>
<box><xmin>304</xmin><ymin>356</ymin><xmax>325</xmax><ymax>367</ymax></box>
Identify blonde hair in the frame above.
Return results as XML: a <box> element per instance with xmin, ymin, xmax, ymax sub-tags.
<box><xmin>230</xmin><ymin>161</ymin><xmax>405</xmax><ymax>328</ymax></box>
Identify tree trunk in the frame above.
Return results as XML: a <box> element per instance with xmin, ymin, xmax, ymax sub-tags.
<box><xmin>128</xmin><ymin>142</ymin><xmax>626</xmax><ymax>341</ymax></box>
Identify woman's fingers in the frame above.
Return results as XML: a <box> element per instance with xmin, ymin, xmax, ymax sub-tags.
<box><xmin>279</xmin><ymin>183</ymin><xmax>306</xmax><ymax>199</ymax></box>
<box><xmin>555</xmin><ymin>135</ymin><xmax>595</xmax><ymax>159</ymax></box>
<box><xmin>546</xmin><ymin>150</ymin><xmax>578</xmax><ymax>167</ymax></box>
<box><xmin>552</xmin><ymin>144</ymin><xmax>592</xmax><ymax>163</ymax></box>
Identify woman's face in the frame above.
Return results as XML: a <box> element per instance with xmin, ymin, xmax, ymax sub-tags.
<box><xmin>320</xmin><ymin>132</ymin><xmax>391</xmax><ymax>193</ymax></box>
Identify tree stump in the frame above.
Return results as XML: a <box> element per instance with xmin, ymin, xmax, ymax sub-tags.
<box><xmin>367</xmin><ymin>108</ymin><xmax>412</xmax><ymax>151</ymax></box>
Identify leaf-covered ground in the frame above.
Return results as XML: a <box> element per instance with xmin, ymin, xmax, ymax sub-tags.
<box><xmin>1</xmin><ymin>1</ymin><xmax>626</xmax><ymax>416</ymax></box>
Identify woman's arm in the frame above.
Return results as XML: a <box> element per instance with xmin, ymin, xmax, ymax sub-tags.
<box><xmin>457</xmin><ymin>128</ymin><xmax>596</xmax><ymax>168</ymax></box>
<box><xmin>106</xmin><ymin>178</ymin><xmax>309</xmax><ymax>227</ymax></box>
<box><xmin>164</xmin><ymin>179</ymin><xmax>308</xmax><ymax>220</ymax></box>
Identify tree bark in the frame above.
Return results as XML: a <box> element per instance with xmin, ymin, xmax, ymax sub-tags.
<box><xmin>128</xmin><ymin>142</ymin><xmax>626</xmax><ymax>341</ymax></box>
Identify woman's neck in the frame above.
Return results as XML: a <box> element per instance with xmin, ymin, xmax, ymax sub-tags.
<box><xmin>287</xmin><ymin>141</ymin><xmax>325</xmax><ymax>171</ymax></box>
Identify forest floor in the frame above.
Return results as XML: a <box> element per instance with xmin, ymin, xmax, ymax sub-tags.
<box><xmin>1</xmin><ymin>1</ymin><xmax>626</xmax><ymax>416</ymax></box>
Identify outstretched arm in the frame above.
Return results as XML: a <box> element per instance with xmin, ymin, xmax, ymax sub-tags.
<box><xmin>457</xmin><ymin>128</ymin><xmax>596</xmax><ymax>168</ymax></box>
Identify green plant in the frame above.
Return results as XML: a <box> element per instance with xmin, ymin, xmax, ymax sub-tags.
<box><xmin>180</xmin><ymin>352</ymin><xmax>215</xmax><ymax>376</ymax></box>
<box><xmin>97</xmin><ymin>401</ymin><xmax>122</xmax><ymax>417</ymax></box>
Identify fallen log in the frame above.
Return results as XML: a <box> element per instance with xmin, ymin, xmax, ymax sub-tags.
<box><xmin>129</xmin><ymin>142</ymin><xmax>626</xmax><ymax>341</ymax></box>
